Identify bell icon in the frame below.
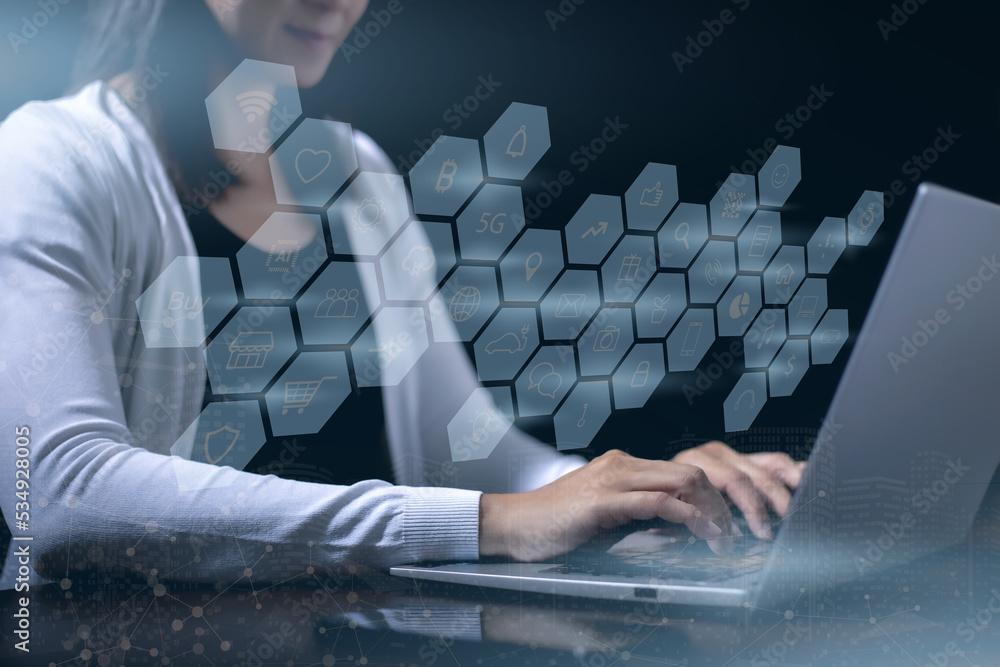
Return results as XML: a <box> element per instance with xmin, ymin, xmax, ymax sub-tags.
<box><xmin>506</xmin><ymin>124</ymin><xmax>527</xmax><ymax>158</ymax></box>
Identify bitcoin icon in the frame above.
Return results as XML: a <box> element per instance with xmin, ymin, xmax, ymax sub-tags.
<box><xmin>784</xmin><ymin>354</ymin><xmax>796</xmax><ymax>377</ymax></box>
<box><xmin>435</xmin><ymin>159</ymin><xmax>457</xmax><ymax>193</ymax></box>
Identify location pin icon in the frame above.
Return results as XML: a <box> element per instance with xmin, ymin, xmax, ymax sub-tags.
<box><xmin>525</xmin><ymin>252</ymin><xmax>542</xmax><ymax>281</ymax></box>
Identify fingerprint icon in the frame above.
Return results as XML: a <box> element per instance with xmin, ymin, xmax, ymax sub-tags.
<box><xmin>235</xmin><ymin>90</ymin><xmax>278</xmax><ymax>123</ymax></box>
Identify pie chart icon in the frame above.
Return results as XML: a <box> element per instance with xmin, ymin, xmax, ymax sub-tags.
<box><xmin>729</xmin><ymin>292</ymin><xmax>751</xmax><ymax>319</ymax></box>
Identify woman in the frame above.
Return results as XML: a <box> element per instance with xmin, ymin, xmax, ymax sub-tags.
<box><xmin>0</xmin><ymin>0</ymin><xmax>803</xmax><ymax>588</ymax></box>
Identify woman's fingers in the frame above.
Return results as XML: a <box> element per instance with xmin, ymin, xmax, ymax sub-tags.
<box><xmin>617</xmin><ymin>492</ymin><xmax>732</xmax><ymax>555</ymax></box>
<box><xmin>625</xmin><ymin>463</ymin><xmax>736</xmax><ymax>539</ymax></box>
<box><xmin>717</xmin><ymin>471</ymin><xmax>771</xmax><ymax>538</ymax></box>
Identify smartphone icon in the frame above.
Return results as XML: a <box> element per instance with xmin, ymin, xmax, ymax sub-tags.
<box><xmin>680</xmin><ymin>321</ymin><xmax>703</xmax><ymax>357</ymax></box>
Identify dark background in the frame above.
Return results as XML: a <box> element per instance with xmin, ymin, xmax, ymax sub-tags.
<box><xmin>1</xmin><ymin>0</ymin><xmax>996</xmax><ymax>471</ymax></box>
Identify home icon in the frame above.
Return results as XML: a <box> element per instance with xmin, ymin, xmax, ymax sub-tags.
<box><xmin>775</xmin><ymin>263</ymin><xmax>795</xmax><ymax>285</ymax></box>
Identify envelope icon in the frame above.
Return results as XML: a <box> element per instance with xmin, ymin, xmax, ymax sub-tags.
<box><xmin>555</xmin><ymin>293</ymin><xmax>586</xmax><ymax>318</ymax></box>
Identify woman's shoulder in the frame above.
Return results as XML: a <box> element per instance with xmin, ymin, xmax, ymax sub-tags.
<box><xmin>352</xmin><ymin>128</ymin><xmax>399</xmax><ymax>176</ymax></box>
<box><xmin>0</xmin><ymin>81</ymin><xmax>146</xmax><ymax>183</ymax></box>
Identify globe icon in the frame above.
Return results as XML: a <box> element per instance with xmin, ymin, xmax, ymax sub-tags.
<box><xmin>449</xmin><ymin>286</ymin><xmax>481</xmax><ymax>322</ymax></box>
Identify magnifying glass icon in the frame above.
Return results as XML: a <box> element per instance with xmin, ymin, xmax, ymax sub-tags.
<box><xmin>675</xmin><ymin>222</ymin><xmax>690</xmax><ymax>250</ymax></box>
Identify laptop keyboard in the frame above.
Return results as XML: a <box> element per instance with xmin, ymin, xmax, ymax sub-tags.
<box><xmin>544</xmin><ymin>512</ymin><xmax>775</xmax><ymax>583</ymax></box>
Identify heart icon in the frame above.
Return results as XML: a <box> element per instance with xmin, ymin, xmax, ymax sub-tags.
<box><xmin>295</xmin><ymin>148</ymin><xmax>332</xmax><ymax>184</ymax></box>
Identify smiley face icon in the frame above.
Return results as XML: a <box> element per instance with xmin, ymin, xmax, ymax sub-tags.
<box><xmin>771</xmin><ymin>163</ymin><xmax>790</xmax><ymax>189</ymax></box>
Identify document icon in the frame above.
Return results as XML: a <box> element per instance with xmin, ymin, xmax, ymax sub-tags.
<box><xmin>555</xmin><ymin>293</ymin><xmax>586</xmax><ymax>318</ymax></box>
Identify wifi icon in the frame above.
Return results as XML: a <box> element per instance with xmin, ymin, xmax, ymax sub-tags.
<box><xmin>235</xmin><ymin>90</ymin><xmax>278</xmax><ymax>123</ymax></box>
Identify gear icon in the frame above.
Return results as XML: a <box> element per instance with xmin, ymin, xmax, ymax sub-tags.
<box><xmin>352</xmin><ymin>197</ymin><xmax>385</xmax><ymax>233</ymax></box>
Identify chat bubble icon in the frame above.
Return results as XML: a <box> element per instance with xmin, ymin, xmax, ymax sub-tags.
<box><xmin>527</xmin><ymin>361</ymin><xmax>563</xmax><ymax>398</ymax></box>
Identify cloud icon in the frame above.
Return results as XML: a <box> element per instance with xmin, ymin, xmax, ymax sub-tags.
<box><xmin>402</xmin><ymin>245</ymin><xmax>435</xmax><ymax>277</ymax></box>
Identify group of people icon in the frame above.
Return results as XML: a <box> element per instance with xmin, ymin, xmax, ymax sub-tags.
<box><xmin>315</xmin><ymin>288</ymin><xmax>360</xmax><ymax>318</ymax></box>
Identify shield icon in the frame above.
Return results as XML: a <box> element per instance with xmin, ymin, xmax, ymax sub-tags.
<box><xmin>203</xmin><ymin>425</ymin><xmax>240</xmax><ymax>464</ymax></box>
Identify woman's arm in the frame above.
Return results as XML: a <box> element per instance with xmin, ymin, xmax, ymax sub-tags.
<box><xmin>0</xmin><ymin>95</ymin><xmax>484</xmax><ymax>585</ymax></box>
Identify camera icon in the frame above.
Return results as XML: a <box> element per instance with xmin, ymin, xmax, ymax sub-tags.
<box><xmin>593</xmin><ymin>325</ymin><xmax>621</xmax><ymax>352</ymax></box>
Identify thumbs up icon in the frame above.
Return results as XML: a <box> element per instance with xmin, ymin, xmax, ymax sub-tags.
<box><xmin>640</xmin><ymin>181</ymin><xmax>663</xmax><ymax>207</ymax></box>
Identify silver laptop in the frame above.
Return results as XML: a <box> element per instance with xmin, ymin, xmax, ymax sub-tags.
<box><xmin>391</xmin><ymin>183</ymin><xmax>1000</xmax><ymax>608</ymax></box>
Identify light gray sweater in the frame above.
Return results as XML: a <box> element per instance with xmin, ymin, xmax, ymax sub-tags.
<box><xmin>0</xmin><ymin>81</ymin><xmax>583</xmax><ymax>588</ymax></box>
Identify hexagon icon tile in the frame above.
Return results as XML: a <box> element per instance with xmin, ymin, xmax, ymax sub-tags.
<box><xmin>408</xmin><ymin>136</ymin><xmax>483</xmax><ymax>217</ymax></box>
<box><xmin>352</xmin><ymin>306</ymin><xmax>429</xmax><ymax>388</ymax></box>
<box><xmin>810</xmin><ymin>309</ymin><xmax>849</xmax><ymax>364</ymax></box>
<box><xmin>723</xmin><ymin>372</ymin><xmax>767</xmax><ymax>432</ymax></box>
<box><xmin>717</xmin><ymin>275</ymin><xmax>763</xmax><ymax>337</ymax></box>
<box><xmin>757</xmin><ymin>146</ymin><xmax>801</xmax><ymax>208</ymax></box>
<box><xmin>499</xmin><ymin>228</ymin><xmax>563</xmax><ymax>302</ymax></box>
<box><xmin>205</xmin><ymin>59</ymin><xmax>301</xmax><ymax>153</ymax></box>
<box><xmin>658</xmin><ymin>203</ymin><xmax>709</xmax><ymax>269</ymax></box>
<box><xmin>847</xmin><ymin>190</ymin><xmax>885</xmax><ymax>246</ymax></box>
<box><xmin>170</xmin><ymin>401</ymin><xmax>266</xmax><ymax>488</ymax></box>
<box><xmin>540</xmin><ymin>270</ymin><xmax>600</xmax><ymax>341</ymax></box>
<box><xmin>265</xmin><ymin>351</ymin><xmax>351</xmax><ymax>436</ymax></box>
<box><xmin>430</xmin><ymin>266</ymin><xmax>500</xmax><ymax>342</ymax></box>
<box><xmin>448</xmin><ymin>387</ymin><xmax>515</xmax><ymax>462</ymax></box>
<box><xmin>612</xmin><ymin>343</ymin><xmax>666</xmax><ymax>410</ymax></box>
<box><xmin>736</xmin><ymin>210</ymin><xmax>781</xmax><ymax>272</ymax></box>
<box><xmin>787</xmin><ymin>278</ymin><xmax>828</xmax><ymax>336</ymax></box>
<box><xmin>625</xmin><ymin>163</ymin><xmax>678</xmax><ymax>231</ymax></box>
<box><xmin>204</xmin><ymin>306</ymin><xmax>296</xmax><ymax>395</ymax></box>
<box><xmin>689</xmin><ymin>240</ymin><xmax>737</xmax><ymax>304</ymax></box>
<box><xmin>514</xmin><ymin>346</ymin><xmax>576</xmax><ymax>417</ymax></box>
<box><xmin>269</xmin><ymin>118</ymin><xmax>356</xmax><ymax>207</ymax></box>
<box><xmin>297</xmin><ymin>260</ymin><xmax>378</xmax><ymax>345</ymax></box>
<box><xmin>808</xmin><ymin>217</ymin><xmax>848</xmax><ymax>274</ymax></box>
<box><xmin>473</xmin><ymin>307</ymin><xmax>540</xmax><ymax>381</ymax></box>
<box><xmin>743</xmin><ymin>309</ymin><xmax>787</xmax><ymax>369</ymax></box>
<box><xmin>666</xmin><ymin>308</ymin><xmax>716</xmax><ymax>372</ymax></box>
<box><xmin>328</xmin><ymin>172</ymin><xmax>409</xmax><ymax>257</ymax></box>
<box><xmin>564</xmin><ymin>194</ymin><xmax>624</xmax><ymax>265</ymax></box>
<box><xmin>578</xmin><ymin>308</ymin><xmax>634</xmax><ymax>377</ymax></box>
<box><xmin>483</xmin><ymin>102</ymin><xmax>550</xmax><ymax>181</ymax></box>
<box><xmin>380</xmin><ymin>220</ymin><xmax>456</xmax><ymax>301</ymax></box>
<box><xmin>456</xmin><ymin>184</ymin><xmax>525</xmax><ymax>261</ymax></box>
<box><xmin>554</xmin><ymin>380</ymin><xmax>612</xmax><ymax>451</ymax></box>
<box><xmin>635</xmin><ymin>272</ymin><xmax>686</xmax><ymax>339</ymax></box>
<box><xmin>601</xmin><ymin>235</ymin><xmax>657</xmax><ymax>305</ymax></box>
<box><xmin>710</xmin><ymin>173</ymin><xmax>757</xmax><ymax>237</ymax></box>
<box><xmin>137</xmin><ymin>256</ymin><xmax>236</xmax><ymax>348</ymax></box>
<box><xmin>768</xmin><ymin>339</ymin><xmax>809</xmax><ymax>397</ymax></box>
<box><xmin>763</xmin><ymin>245</ymin><xmax>805</xmax><ymax>305</ymax></box>
<box><xmin>237</xmin><ymin>212</ymin><xmax>327</xmax><ymax>300</ymax></box>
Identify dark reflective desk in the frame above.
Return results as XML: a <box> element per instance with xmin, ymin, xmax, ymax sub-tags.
<box><xmin>3</xmin><ymin>502</ymin><xmax>1000</xmax><ymax>666</ymax></box>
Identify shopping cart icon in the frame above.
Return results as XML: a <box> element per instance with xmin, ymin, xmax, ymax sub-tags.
<box><xmin>281</xmin><ymin>376</ymin><xmax>338</xmax><ymax>414</ymax></box>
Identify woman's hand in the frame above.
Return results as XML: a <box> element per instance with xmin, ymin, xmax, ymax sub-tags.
<box><xmin>670</xmin><ymin>441</ymin><xmax>806</xmax><ymax>539</ymax></box>
<box><xmin>479</xmin><ymin>449</ymin><xmax>739</xmax><ymax>562</ymax></box>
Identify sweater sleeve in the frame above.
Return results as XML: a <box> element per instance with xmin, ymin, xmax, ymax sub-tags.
<box><xmin>0</xmin><ymin>94</ymin><xmax>481</xmax><ymax>587</ymax></box>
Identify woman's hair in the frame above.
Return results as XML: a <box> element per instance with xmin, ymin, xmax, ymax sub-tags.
<box><xmin>69</xmin><ymin>0</ymin><xmax>243</xmax><ymax>209</ymax></box>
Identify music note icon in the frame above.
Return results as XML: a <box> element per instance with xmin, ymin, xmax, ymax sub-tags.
<box><xmin>577</xmin><ymin>403</ymin><xmax>589</xmax><ymax>428</ymax></box>
<box><xmin>757</xmin><ymin>324</ymin><xmax>775</xmax><ymax>350</ymax></box>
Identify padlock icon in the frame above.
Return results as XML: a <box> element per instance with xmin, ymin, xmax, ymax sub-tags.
<box><xmin>630</xmin><ymin>360</ymin><xmax>650</xmax><ymax>388</ymax></box>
